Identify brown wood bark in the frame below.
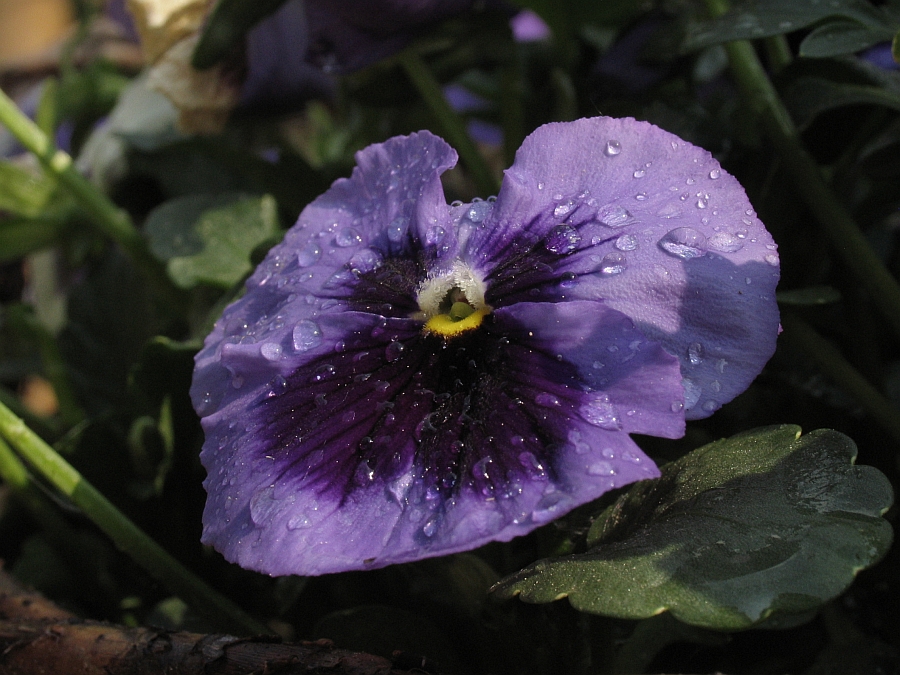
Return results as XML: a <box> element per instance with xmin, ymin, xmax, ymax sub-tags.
<box><xmin>0</xmin><ymin>569</ymin><xmax>418</xmax><ymax>675</ymax></box>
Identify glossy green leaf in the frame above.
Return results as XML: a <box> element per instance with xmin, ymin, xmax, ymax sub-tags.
<box><xmin>192</xmin><ymin>0</ymin><xmax>290</xmax><ymax>69</ymax></box>
<box><xmin>683</xmin><ymin>0</ymin><xmax>891</xmax><ymax>52</ymax></box>
<box><xmin>799</xmin><ymin>20</ymin><xmax>895</xmax><ymax>58</ymax></box>
<box><xmin>145</xmin><ymin>194</ymin><xmax>280</xmax><ymax>289</ymax></box>
<box><xmin>491</xmin><ymin>426</ymin><xmax>893</xmax><ymax>631</ymax></box>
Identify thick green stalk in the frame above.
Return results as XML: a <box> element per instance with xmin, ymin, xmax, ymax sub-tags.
<box><xmin>0</xmin><ymin>400</ymin><xmax>269</xmax><ymax>636</ymax></box>
<box><xmin>0</xmin><ymin>86</ymin><xmax>182</xmax><ymax>306</ymax></box>
<box><xmin>703</xmin><ymin>0</ymin><xmax>900</xmax><ymax>341</ymax></box>
<box><xmin>398</xmin><ymin>51</ymin><xmax>500</xmax><ymax>196</ymax></box>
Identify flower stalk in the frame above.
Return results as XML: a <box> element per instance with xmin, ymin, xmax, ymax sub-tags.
<box><xmin>703</xmin><ymin>0</ymin><xmax>900</xmax><ymax>342</ymax></box>
<box><xmin>0</xmin><ymin>400</ymin><xmax>269</xmax><ymax>636</ymax></box>
<box><xmin>0</xmin><ymin>87</ymin><xmax>183</xmax><ymax>308</ymax></box>
<box><xmin>397</xmin><ymin>50</ymin><xmax>500</xmax><ymax>196</ymax></box>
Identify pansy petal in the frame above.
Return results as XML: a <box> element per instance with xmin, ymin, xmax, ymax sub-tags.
<box><xmin>199</xmin><ymin>302</ymin><xmax>663</xmax><ymax>576</ymax></box>
<box><xmin>191</xmin><ymin>130</ymin><xmax>458</xmax><ymax>416</ymax></box>
<box><xmin>493</xmin><ymin>300</ymin><xmax>684</xmax><ymax>439</ymax></box>
<box><xmin>477</xmin><ymin>116</ymin><xmax>779</xmax><ymax>417</ymax></box>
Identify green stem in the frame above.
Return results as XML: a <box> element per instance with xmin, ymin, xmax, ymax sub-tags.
<box><xmin>781</xmin><ymin>313</ymin><xmax>900</xmax><ymax>447</ymax></box>
<box><xmin>0</xmin><ymin>400</ymin><xmax>269</xmax><ymax>636</ymax></box>
<box><xmin>398</xmin><ymin>50</ymin><xmax>500</xmax><ymax>197</ymax></box>
<box><xmin>0</xmin><ymin>86</ymin><xmax>182</xmax><ymax>307</ymax></box>
<box><xmin>703</xmin><ymin>0</ymin><xmax>900</xmax><ymax>342</ymax></box>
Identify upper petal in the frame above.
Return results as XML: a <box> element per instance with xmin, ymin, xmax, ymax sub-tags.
<box><xmin>475</xmin><ymin>116</ymin><xmax>779</xmax><ymax>418</ymax></box>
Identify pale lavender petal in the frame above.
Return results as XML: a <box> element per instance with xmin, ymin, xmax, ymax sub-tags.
<box><xmin>475</xmin><ymin>116</ymin><xmax>780</xmax><ymax>418</ymax></box>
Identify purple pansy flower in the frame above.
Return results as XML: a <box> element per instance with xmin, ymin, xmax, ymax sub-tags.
<box><xmin>191</xmin><ymin>116</ymin><xmax>780</xmax><ymax>576</ymax></box>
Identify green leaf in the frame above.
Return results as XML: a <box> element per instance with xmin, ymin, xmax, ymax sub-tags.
<box><xmin>491</xmin><ymin>426</ymin><xmax>893</xmax><ymax>631</ymax></box>
<box><xmin>785</xmin><ymin>78</ymin><xmax>900</xmax><ymax>128</ymax></box>
<box><xmin>192</xmin><ymin>0</ymin><xmax>290</xmax><ymax>69</ymax></box>
<box><xmin>145</xmin><ymin>194</ymin><xmax>281</xmax><ymax>289</ymax></box>
<box><xmin>683</xmin><ymin>0</ymin><xmax>893</xmax><ymax>52</ymax></box>
<box><xmin>799</xmin><ymin>20</ymin><xmax>895</xmax><ymax>58</ymax></box>
<box><xmin>0</xmin><ymin>161</ymin><xmax>57</xmax><ymax>217</ymax></box>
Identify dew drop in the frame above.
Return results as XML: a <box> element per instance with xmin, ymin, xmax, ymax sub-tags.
<box><xmin>588</xmin><ymin>460</ymin><xmax>617</xmax><ymax>476</ymax></box>
<box><xmin>671</xmin><ymin>400</ymin><xmax>684</xmax><ymax>412</ymax></box>
<box><xmin>633</xmin><ymin>169</ymin><xmax>645</xmax><ymax>178</ymax></box>
<box><xmin>709</xmin><ymin>168</ymin><xmax>720</xmax><ymax>179</ymax></box>
<box><xmin>682</xmin><ymin>378</ymin><xmax>702</xmax><ymax>410</ymax></box>
<box><xmin>468</xmin><ymin>201</ymin><xmax>492</xmax><ymax>223</ymax></box>
<box><xmin>385</xmin><ymin>340</ymin><xmax>405</xmax><ymax>362</ymax></box>
<box><xmin>347</xmin><ymin>249</ymin><xmax>382</xmax><ymax>275</ymax></box>
<box><xmin>707</xmin><ymin>232</ymin><xmax>744</xmax><ymax>253</ymax></box>
<box><xmin>702</xmin><ymin>400</ymin><xmax>718</xmax><ymax>412</ymax></box>
<box><xmin>581</xmin><ymin>397</ymin><xmax>620</xmax><ymax>429</ymax></box>
<box><xmin>599</xmin><ymin>252</ymin><xmax>627</xmax><ymax>275</ymax></box>
<box><xmin>765</xmin><ymin>253</ymin><xmax>779</xmax><ymax>266</ymax></box>
<box><xmin>535</xmin><ymin>392</ymin><xmax>561</xmax><ymax>408</ymax></box>
<box><xmin>635</xmin><ymin>192</ymin><xmax>647</xmax><ymax>201</ymax></box>
<box><xmin>658</xmin><ymin>227</ymin><xmax>707</xmax><ymax>259</ymax></box>
<box><xmin>544</xmin><ymin>224</ymin><xmax>581</xmax><ymax>254</ymax></box>
<box><xmin>287</xmin><ymin>514</ymin><xmax>312</xmax><ymax>530</ymax></box>
<box><xmin>655</xmin><ymin>203</ymin><xmax>682</xmax><ymax>219</ymax></box>
<box><xmin>260</xmin><ymin>342</ymin><xmax>282</xmax><ymax>361</ymax></box>
<box><xmin>615</xmin><ymin>234</ymin><xmax>637</xmax><ymax>251</ymax></box>
<box><xmin>421</xmin><ymin>517</ymin><xmax>439</xmax><ymax>538</ymax></box>
<box><xmin>387</xmin><ymin>217</ymin><xmax>406</xmax><ymax>242</ymax></box>
<box><xmin>425</xmin><ymin>226</ymin><xmax>446</xmax><ymax>245</ymax></box>
<box><xmin>687</xmin><ymin>342</ymin><xmax>704</xmax><ymax>365</ymax></box>
<box><xmin>292</xmin><ymin>320</ymin><xmax>322</xmax><ymax>352</ymax></box>
<box><xmin>297</xmin><ymin>241</ymin><xmax>322</xmax><ymax>267</ymax></box>
<box><xmin>597</xmin><ymin>204</ymin><xmax>632</xmax><ymax>228</ymax></box>
<box><xmin>335</xmin><ymin>227</ymin><xmax>363</xmax><ymax>247</ymax></box>
<box><xmin>604</xmin><ymin>140</ymin><xmax>622</xmax><ymax>156</ymax></box>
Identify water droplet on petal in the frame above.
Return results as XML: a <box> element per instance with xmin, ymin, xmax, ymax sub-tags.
<box><xmin>335</xmin><ymin>227</ymin><xmax>363</xmax><ymax>247</ymax></box>
<box><xmin>687</xmin><ymin>342</ymin><xmax>704</xmax><ymax>365</ymax></box>
<box><xmin>671</xmin><ymin>400</ymin><xmax>684</xmax><ymax>412</ymax></box>
<box><xmin>425</xmin><ymin>226</ymin><xmax>446</xmax><ymax>245</ymax></box>
<box><xmin>347</xmin><ymin>248</ymin><xmax>382</xmax><ymax>275</ymax></box>
<box><xmin>633</xmin><ymin>169</ymin><xmax>645</xmax><ymax>178</ymax></box>
<box><xmin>287</xmin><ymin>514</ymin><xmax>312</xmax><ymax>530</ymax></box>
<box><xmin>535</xmin><ymin>392</ymin><xmax>561</xmax><ymax>408</ymax></box>
<box><xmin>765</xmin><ymin>253</ymin><xmax>779</xmax><ymax>266</ymax></box>
<box><xmin>599</xmin><ymin>252</ymin><xmax>627</xmax><ymax>275</ymax></box>
<box><xmin>656</xmin><ymin>203</ymin><xmax>682</xmax><ymax>219</ymax></box>
<box><xmin>261</xmin><ymin>342</ymin><xmax>282</xmax><ymax>361</ymax></box>
<box><xmin>604</xmin><ymin>140</ymin><xmax>621</xmax><ymax>156</ymax></box>
<box><xmin>615</xmin><ymin>234</ymin><xmax>637</xmax><ymax>251</ymax></box>
<box><xmin>597</xmin><ymin>204</ymin><xmax>632</xmax><ymax>228</ymax></box>
<box><xmin>682</xmin><ymin>378</ymin><xmax>701</xmax><ymax>410</ymax></box>
<box><xmin>385</xmin><ymin>340</ymin><xmax>405</xmax><ymax>362</ymax></box>
<box><xmin>635</xmin><ymin>192</ymin><xmax>647</xmax><ymax>201</ymax></box>
<box><xmin>467</xmin><ymin>201</ymin><xmax>492</xmax><ymax>223</ymax></box>
<box><xmin>707</xmin><ymin>232</ymin><xmax>744</xmax><ymax>253</ymax></box>
<box><xmin>658</xmin><ymin>227</ymin><xmax>707</xmax><ymax>259</ymax></box>
<box><xmin>545</xmin><ymin>224</ymin><xmax>581</xmax><ymax>254</ymax></box>
<box><xmin>581</xmin><ymin>397</ymin><xmax>620</xmax><ymax>429</ymax></box>
<box><xmin>422</xmin><ymin>516</ymin><xmax>439</xmax><ymax>538</ymax></box>
<box><xmin>297</xmin><ymin>241</ymin><xmax>322</xmax><ymax>267</ymax></box>
<box><xmin>292</xmin><ymin>320</ymin><xmax>322</xmax><ymax>352</ymax></box>
<box><xmin>709</xmin><ymin>168</ymin><xmax>721</xmax><ymax>179</ymax></box>
<box><xmin>702</xmin><ymin>400</ymin><xmax>718</xmax><ymax>412</ymax></box>
<box><xmin>588</xmin><ymin>460</ymin><xmax>616</xmax><ymax>476</ymax></box>
<box><xmin>387</xmin><ymin>217</ymin><xmax>406</xmax><ymax>242</ymax></box>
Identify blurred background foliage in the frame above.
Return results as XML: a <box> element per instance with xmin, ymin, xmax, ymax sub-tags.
<box><xmin>0</xmin><ymin>0</ymin><xmax>898</xmax><ymax>673</ymax></box>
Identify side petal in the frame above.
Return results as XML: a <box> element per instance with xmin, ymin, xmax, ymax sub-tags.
<box><xmin>478</xmin><ymin>116</ymin><xmax>779</xmax><ymax>418</ymax></box>
<box><xmin>191</xmin><ymin>130</ymin><xmax>458</xmax><ymax>415</ymax></box>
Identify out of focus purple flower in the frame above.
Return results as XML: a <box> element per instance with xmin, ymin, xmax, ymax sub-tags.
<box><xmin>859</xmin><ymin>42</ymin><xmax>899</xmax><ymax>71</ymax></box>
<box><xmin>191</xmin><ymin>116</ymin><xmax>780</xmax><ymax>576</ymax></box>
<box><xmin>510</xmin><ymin>9</ymin><xmax>551</xmax><ymax>43</ymax></box>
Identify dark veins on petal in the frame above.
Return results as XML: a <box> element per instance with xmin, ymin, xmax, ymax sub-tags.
<box><xmin>252</xmin><ymin>267</ymin><xmax>592</xmax><ymax>513</ymax></box>
<box><xmin>483</xmin><ymin>199</ymin><xmax>620</xmax><ymax>307</ymax></box>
